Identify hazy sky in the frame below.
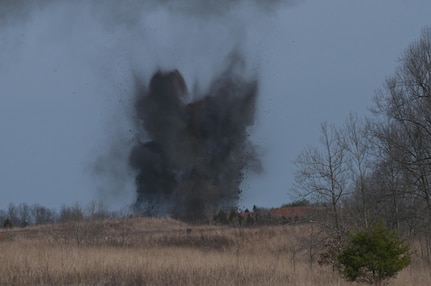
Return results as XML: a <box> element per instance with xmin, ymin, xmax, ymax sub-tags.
<box><xmin>1</xmin><ymin>0</ymin><xmax>431</xmax><ymax>211</ymax></box>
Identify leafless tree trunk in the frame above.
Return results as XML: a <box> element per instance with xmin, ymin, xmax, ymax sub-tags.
<box><xmin>293</xmin><ymin>122</ymin><xmax>348</xmax><ymax>232</ymax></box>
<box><xmin>344</xmin><ymin>113</ymin><xmax>373</xmax><ymax>229</ymax></box>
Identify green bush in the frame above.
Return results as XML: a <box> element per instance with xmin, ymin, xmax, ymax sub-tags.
<box><xmin>336</xmin><ymin>221</ymin><xmax>410</xmax><ymax>285</ymax></box>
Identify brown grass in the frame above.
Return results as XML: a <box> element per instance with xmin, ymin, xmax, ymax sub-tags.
<box><xmin>0</xmin><ymin>218</ymin><xmax>429</xmax><ymax>285</ymax></box>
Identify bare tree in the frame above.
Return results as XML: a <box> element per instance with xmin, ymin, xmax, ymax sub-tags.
<box><xmin>0</xmin><ymin>209</ymin><xmax>6</xmax><ymax>226</ymax></box>
<box><xmin>372</xmin><ymin>26</ymin><xmax>431</xmax><ymax>229</ymax></box>
<box><xmin>293</xmin><ymin>122</ymin><xmax>348</xmax><ymax>231</ymax></box>
<box><xmin>6</xmin><ymin>203</ymin><xmax>20</xmax><ymax>226</ymax></box>
<box><xmin>366</xmin><ymin>120</ymin><xmax>422</xmax><ymax>233</ymax></box>
<box><xmin>59</xmin><ymin>203</ymin><xmax>84</xmax><ymax>222</ymax></box>
<box><xmin>85</xmin><ymin>200</ymin><xmax>110</xmax><ymax>220</ymax></box>
<box><xmin>343</xmin><ymin>113</ymin><xmax>373</xmax><ymax>228</ymax></box>
<box><xmin>31</xmin><ymin>204</ymin><xmax>57</xmax><ymax>225</ymax></box>
<box><xmin>17</xmin><ymin>203</ymin><xmax>31</xmax><ymax>226</ymax></box>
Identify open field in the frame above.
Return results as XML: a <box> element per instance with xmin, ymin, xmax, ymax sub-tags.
<box><xmin>0</xmin><ymin>217</ymin><xmax>430</xmax><ymax>285</ymax></box>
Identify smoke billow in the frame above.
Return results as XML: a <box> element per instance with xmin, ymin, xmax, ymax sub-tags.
<box><xmin>0</xmin><ymin>0</ymin><xmax>294</xmax><ymax>213</ymax></box>
<box><xmin>129</xmin><ymin>58</ymin><xmax>259</xmax><ymax>219</ymax></box>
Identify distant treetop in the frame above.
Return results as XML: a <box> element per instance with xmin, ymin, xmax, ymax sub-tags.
<box><xmin>281</xmin><ymin>199</ymin><xmax>310</xmax><ymax>208</ymax></box>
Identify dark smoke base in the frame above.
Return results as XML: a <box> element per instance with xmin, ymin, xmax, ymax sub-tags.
<box><xmin>129</xmin><ymin>66</ymin><xmax>258</xmax><ymax>220</ymax></box>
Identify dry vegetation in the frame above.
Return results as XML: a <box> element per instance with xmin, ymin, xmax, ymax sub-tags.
<box><xmin>0</xmin><ymin>217</ymin><xmax>429</xmax><ymax>286</ymax></box>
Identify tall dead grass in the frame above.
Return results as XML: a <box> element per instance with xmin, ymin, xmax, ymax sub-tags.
<box><xmin>0</xmin><ymin>218</ymin><xmax>429</xmax><ymax>285</ymax></box>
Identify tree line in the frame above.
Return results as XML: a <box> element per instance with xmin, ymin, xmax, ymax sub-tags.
<box><xmin>0</xmin><ymin>201</ymin><xmax>117</xmax><ymax>228</ymax></box>
<box><xmin>292</xmin><ymin>27</ymin><xmax>431</xmax><ymax>260</ymax></box>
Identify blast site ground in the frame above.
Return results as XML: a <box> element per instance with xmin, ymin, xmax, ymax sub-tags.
<box><xmin>0</xmin><ymin>217</ymin><xmax>429</xmax><ymax>285</ymax></box>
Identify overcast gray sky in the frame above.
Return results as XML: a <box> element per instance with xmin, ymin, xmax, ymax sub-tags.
<box><xmin>1</xmin><ymin>0</ymin><xmax>431</xmax><ymax>211</ymax></box>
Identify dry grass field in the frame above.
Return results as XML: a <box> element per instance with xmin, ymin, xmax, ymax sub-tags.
<box><xmin>0</xmin><ymin>217</ymin><xmax>430</xmax><ymax>285</ymax></box>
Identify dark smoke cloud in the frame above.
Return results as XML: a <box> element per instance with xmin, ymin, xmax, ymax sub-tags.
<box><xmin>129</xmin><ymin>55</ymin><xmax>259</xmax><ymax>219</ymax></box>
<box><xmin>0</xmin><ymin>0</ymin><xmax>292</xmax><ymax>213</ymax></box>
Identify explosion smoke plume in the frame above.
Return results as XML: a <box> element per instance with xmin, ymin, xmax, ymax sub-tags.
<box><xmin>129</xmin><ymin>62</ymin><xmax>258</xmax><ymax>219</ymax></box>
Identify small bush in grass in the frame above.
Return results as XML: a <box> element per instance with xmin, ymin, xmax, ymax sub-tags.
<box><xmin>3</xmin><ymin>218</ymin><xmax>12</xmax><ymax>228</ymax></box>
<box><xmin>336</xmin><ymin>221</ymin><xmax>410</xmax><ymax>285</ymax></box>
